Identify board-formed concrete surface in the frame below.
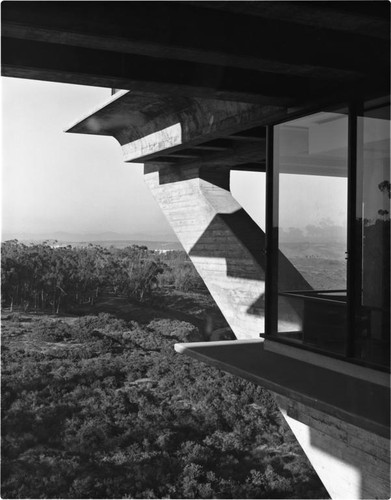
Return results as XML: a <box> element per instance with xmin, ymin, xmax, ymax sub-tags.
<box><xmin>144</xmin><ymin>164</ymin><xmax>310</xmax><ymax>338</ymax></box>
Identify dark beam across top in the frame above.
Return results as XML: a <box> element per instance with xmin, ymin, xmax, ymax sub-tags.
<box><xmin>2</xmin><ymin>1</ymin><xmax>389</xmax><ymax>104</ymax></box>
<box><xmin>3</xmin><ymin>37</ymin><xmax>338</xmax><ymax>105</ymax></box>
<box><xmin>144</xmin><ymin>140</ymin><xmax>266</xmax><ymax>169</ymax></box>
<box><xmin>2</xmin><ymin>2</ymin><xmax>388</xmax><ymax>76</ymax></box>
<box><xmin>183</xmin><ymin>1</ymin><xmax>390</xmax><ymax>40</ymax></box>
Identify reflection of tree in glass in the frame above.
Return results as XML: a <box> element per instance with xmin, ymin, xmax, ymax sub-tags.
<box><xmin>378</xmin><ymin>180</ymin><xmax>390</xmax><ymax>198</ymax></box>
<box><xmin>378</xmin><ymin>180</ymin><xmax>390</xmax><ymax>216</ymax></box>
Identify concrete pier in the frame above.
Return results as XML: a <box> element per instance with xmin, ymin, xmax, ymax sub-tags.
<box><xmin>144</xmin><ymin>163</ymin><xmax>310</xmax><ymax>339</ymax></box>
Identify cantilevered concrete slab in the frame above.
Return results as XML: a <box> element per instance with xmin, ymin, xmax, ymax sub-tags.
<box><xmin>174</xmin><ymin>339</ymin><xmax>389</xmax><ymax>436</ymax></box>
<box><xmin>175</xmin><ymin>339</ymin><xmax>390</xmax><ymax>500</ymax></box>
<box><xmin>66</xmin><ymin>89</ymin><xmax>284</xmax><ymax>164</ymax></box>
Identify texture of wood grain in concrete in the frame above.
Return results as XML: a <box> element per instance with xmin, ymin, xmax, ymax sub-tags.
<box><xmin>277</xmin><ymin>395</ymin><xmax>390</xmax><ymax>500</ymax></box>
<box><xmin>144</xmin><ymin>164</ymin><xmax>310</xmax><ymax>338</ymax></box>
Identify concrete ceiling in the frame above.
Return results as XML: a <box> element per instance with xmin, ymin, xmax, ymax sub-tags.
<box><xmin>2</xmin><ymin>1</ymin><xmax>390</xmax><ymax>105</ymax></box>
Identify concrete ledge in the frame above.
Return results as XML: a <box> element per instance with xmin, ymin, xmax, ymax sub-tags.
<box><xmin>175</xmin><ymin>339</ymin><xmax>390</xmax><ymax>438</ymax></box>
<box><xmin>175</xmin><ymin>338</ymin><xmax>263</xmax><ymax>354</ymax></box>
<box><xmin>264</xmin><ymin>339</ymin><xmax>390</xmax><ymax>387</ymax></box>
<box><xmin>65</xmin><ymin>89</ymin><xmax>130</xmax><ymax>134</ymax></box>
<box><xmin>122</xmin><ymin>123</ymin><xmax>182</xmax><ymax>161</ymax></box>
<box><xmin>65</xmin><ymin>90</ymin><xmax>285</xmax><ymax>162</ymax></box>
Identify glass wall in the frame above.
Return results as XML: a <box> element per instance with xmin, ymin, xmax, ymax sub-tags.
<box><xmin>355</xmin><ymin>102</ymin><xmax>390</xmax><ymax>366</ymax></box>
<box><xmin>272</xmin><ymin>110</ymin><xmax>349</xmax><ymax>355</ymax></box>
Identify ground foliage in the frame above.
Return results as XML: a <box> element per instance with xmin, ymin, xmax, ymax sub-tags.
<box><xmin>2</xmin><ymin>312</ymin><xmax>328</xmax><ymax>499</ymax></box>
<box><xmin>1</xmin><ymin>242</ymin><xmax>328</xmax><ymax>498</ymax></box>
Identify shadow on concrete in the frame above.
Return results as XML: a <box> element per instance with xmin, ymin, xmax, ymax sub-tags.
<box><xmin>189</xmin><ymin>209</ymin><xmax>266</xmax><ymax>279</ymax></box>
<box><xmin>188</xmin><ymin>208</ymin><xmax>310</xmax><ymax>317</ymax></box>
<box><xmin>308</xmin><ymin>419</ymin><xmax>390</xmax><ymax>498</ymax></box>
<box><xmin>146</xmin><ymin>162</ymin><xmax>236</xmax><ymax>187</ymax></box>
<box><xmin>189</xmin><ymin>209</ymin><xmax>266</xmax><ymax>317</ymax></box>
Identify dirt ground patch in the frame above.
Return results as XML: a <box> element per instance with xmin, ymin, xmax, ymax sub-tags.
<box><xmin>68</xmin><ymin>290</ymin><xmax>233</xmax><ymax>338</ymax></box>
<box><xmin>1</xmin><ymin>290</ymin><xmax>234</xmax><ymax>349</ymax></box>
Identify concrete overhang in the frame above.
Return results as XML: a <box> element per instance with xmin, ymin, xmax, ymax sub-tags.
<box><xmin>66</xmin><ymin>89</ymin><xmax>281</xmax><ymax>165</ymax></box>
<box><xmin>175</xmin><ymin>339</ymin><xmax>390</xmax><ymax>439</ymax></box>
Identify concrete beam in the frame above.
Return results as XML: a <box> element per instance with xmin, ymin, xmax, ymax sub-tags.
<box><xmin>3</xmin><ymin>2</ymin><xmax>389</xmax><ymax>108</ymax></box>
<box><xmin>2</xmin><ymin>2</ymin><xmax>388</xmax><ymax>77</ymax></box>
<box><xmin>2</xmin><ymin>37</ymin><xmax>320</xmax><ymax>106</ymax></box>
<box><xmin>66</xmin><ymin>90</ymin><xmax>285</xmax><ymax>164</ymax></box>
<box><xmin>183</xmin><ymin>2</ymin><xmax>390</xmax><ymax>40</ymax></box>
<box><xmin>158</xmin><ymin>141</ymin><xmax>266</xmax><ymax>170</ymax></box>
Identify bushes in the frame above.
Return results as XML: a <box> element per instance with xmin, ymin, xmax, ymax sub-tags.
<box><xmin>1</xmin><ymin>242</ymin><xmax>328</xmax><ymax>499</ymax></box>
<box><xmin>174</xmin><ymin>264</ymin><xmax>205</xmax><ymax>292</ymax></box>
<box><xmin>34</xmin><ymin>319</ymin><xmax>73</xmax><ymax>342</ymax></box>
<box><xmin>73</xmin><ymin>313</ymin><xmax>128</xmax><ymax>342</ymax></box>
<box><xmin>1</xmin><ymin>241</ymin><xmax>208</xmax><ymax>314</ymax></box>
<box><xmin>1</xmin><ymin>314</ymin><xmax>328</xmax><ymax>499</ymax></box>
<box><xmin>147</xmin><ymin>318</ymin><xmax>202</xmax><ymax>342</ymax></box>
<box><xmin>158</xmin><ymin>258</ymin><xmax>206</xmax><ymax>292</ymax></box>
<box><xmin>32</xmin><ymin>313</ymin><xmax>126</xmax><ymax>344</ymax></box>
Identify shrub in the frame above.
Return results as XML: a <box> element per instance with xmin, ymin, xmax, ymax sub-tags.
<box><xmin>33</xmin><ymin>319</ymin><xmax>72</xmax><ymax>342</ymax></box>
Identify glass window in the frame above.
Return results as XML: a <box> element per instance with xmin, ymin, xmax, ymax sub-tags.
<box><xmin>355</xmin><ymin>102</ymin><xmax>390</xmax><ymax>367</ymax></box>
<box><xmin>273</xmin><ymin>110</ymin><xmax>348</xmax><ymax>355</ymax></box>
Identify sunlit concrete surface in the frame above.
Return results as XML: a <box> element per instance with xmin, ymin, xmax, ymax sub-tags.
<box><xmin>145</xmin><ymin>164</ymin><xmax>310</xmax><ymax>338</ymax></box>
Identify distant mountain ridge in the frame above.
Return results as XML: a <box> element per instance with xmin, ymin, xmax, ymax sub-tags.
<box><xmin>67</xmin><ymin>240</ymin><xmax>183</xmax><ymax>251</ymax></box>
<box><xmin>2</xmin><ymin>230</ymin><xmax>179</xmax><ymax>244</ymax></box>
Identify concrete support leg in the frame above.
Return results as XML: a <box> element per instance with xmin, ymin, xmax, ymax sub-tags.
<box><xmin>144</xmin><ymin>164</ymin><xmax>309</xmax><ymax>339</ymax></box>
<box><xmin>276</xmin><ymin>395</ymin><xmax>390</xmax><ymax>499</ymax></box>
<box><xmin>144</xmin><ymin>163</ymin><xmax>390</xmax><ymax>499</ymax></box>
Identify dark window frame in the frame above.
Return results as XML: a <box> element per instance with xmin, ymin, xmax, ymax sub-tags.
<box><xmin>263</xmin><ymin>101</ymin><xmax>390</xmax><ymax>373</ymax></box>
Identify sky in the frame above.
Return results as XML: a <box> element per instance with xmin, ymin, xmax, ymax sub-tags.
<box><xmin>2</xmin><ymin>77</ymin><xmax>348</xmax><ymax>244</ymax></box>
<box><xmin>1</xmin><ymin>78</ymin><xmax>266</xmax><ymax>242</ymax></box>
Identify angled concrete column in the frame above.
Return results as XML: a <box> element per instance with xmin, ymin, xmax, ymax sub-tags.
<box><xmin>276</xmin><ymin>395</ymin><xmax>390</xmax><ymax>500</ymax></box>
<box><xmin>144</xmin><ymin>163</ymin><xmax>310</xmax><ymax>339</ymax></box>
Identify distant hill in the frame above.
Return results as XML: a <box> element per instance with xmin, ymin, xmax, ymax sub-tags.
<box><xmin>67</xmin><ymin>240</ymin><xmax>184</xmax><ymax>251</ymax></box>
<box><xmin>1</xmin><ymin>231</ymin><xmax>182</xmax><ymax>251</ymax></box>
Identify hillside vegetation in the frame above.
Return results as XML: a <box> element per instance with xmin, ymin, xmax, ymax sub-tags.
<box><xmin>1</xmin><ymin>242</ymin><xmax>328</xmax><ymax>499</ymax></box>
<box><xmin>1</xmin><ymin>241</ymin><xmax>205</xmax><ymax>313</ymax></box>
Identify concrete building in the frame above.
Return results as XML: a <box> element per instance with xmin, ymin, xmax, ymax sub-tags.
<box><xmin>2</xmin><ymin>2</ymin><xmax>390</xmax><ymax>498</ymax></box>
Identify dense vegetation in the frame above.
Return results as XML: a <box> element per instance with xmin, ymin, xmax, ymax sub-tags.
<box><xmin>1</xmin><ymin>241</ymin><xmax>328</xmax><ymax>499</ymax></box>
<box><xmin>1</xmin><ymin>241</ymin><xmax>205</xmax><ymax>313</ymax></box>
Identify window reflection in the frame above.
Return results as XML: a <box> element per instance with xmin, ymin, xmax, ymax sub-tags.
<box><xmin>274</xmin><ymin>111</ymin><xmax>348</xmax><ymax>355</ymax></box>
<box><xmin>355</xmin><ymin>103</ymin><xmax>390</xmax><ymax>367</ymax></box>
